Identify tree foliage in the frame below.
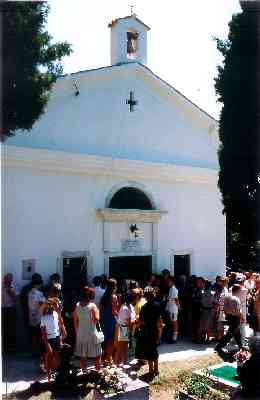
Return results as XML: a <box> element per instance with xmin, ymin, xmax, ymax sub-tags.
<box><xmin>1</xmin><ymin>2</ymin><xmax>72</xmax><ymax>140</ymax></box>
<box><xmin>215</xmin><ymin>3</ymin><xmax>260</xmax><ymax>270</ymax></box>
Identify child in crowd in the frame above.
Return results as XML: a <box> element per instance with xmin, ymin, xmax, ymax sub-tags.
<box><xmin>41</xmin><ymin>299</ymin><xmax>67</xmax><ymax>381</ymax></box>
<box><xmin>166</xmin><ymin>276</ymin><xmax>180</xmax><ymax>343</ymax></box>
<box><xmin>115</xmin><ymin>293</ymin><xmax>136</xmax><ymax>365</ymax></box>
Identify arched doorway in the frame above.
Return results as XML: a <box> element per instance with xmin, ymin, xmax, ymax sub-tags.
<box><xmin>98</xmin><ymin>183</ymin><xmax>167</xmax><ymax>280</ymax></box>
<box><xmin>108</xmin><ymin>187</ymin><xmax>154</xmax><ymax>210</ymax></box>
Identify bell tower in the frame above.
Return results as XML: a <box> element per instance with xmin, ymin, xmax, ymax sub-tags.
<box><xmin>108</xmin><ymin>13</ymin><xmax>150</xmax><ymax>66</ymax></box>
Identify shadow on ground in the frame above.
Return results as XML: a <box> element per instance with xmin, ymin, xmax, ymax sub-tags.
<box><xmin>3</xmin><ymin>379</ymin><xmax>93</xmax><ymax>400</ymax></box>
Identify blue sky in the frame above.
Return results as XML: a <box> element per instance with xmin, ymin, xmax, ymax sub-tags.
<box><xmin>47</xmin><ymin>0</ymin><xmax>242</xmax><ymax>119</ymax></box>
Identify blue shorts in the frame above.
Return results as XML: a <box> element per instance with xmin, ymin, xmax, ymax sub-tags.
<box><xmin>47</xmin><ymin>336</ymin><xmax>61</xmax><ymax>352</ymax></box>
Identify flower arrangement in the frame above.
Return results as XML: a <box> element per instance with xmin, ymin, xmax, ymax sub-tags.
<box><xmin>234</xmin><ymin>348</ymin><xmax>250</xmax><ymax>365</ymax></box>
<box><xmin>85</xmin><ymin>366</ymin><xmax>127</xmax><ymax>395</ymax></box>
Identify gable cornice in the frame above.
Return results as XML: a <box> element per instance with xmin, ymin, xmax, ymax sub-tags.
<box><xmin>3</xmin><ymin>145</ymin><xmax>218</xmax><ymax>185</ymax></box>
<box><xmin>58</xmin><ymin>62</ymin><xmax>218</xmax><ymax>132</ymax></box>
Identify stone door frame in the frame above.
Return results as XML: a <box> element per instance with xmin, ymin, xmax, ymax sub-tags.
<box><xmin>57</xmin><ymin>250</ymin><xmax>92</xmax><ymax>284</ymax></box>
<box><xmin>170</xmin><ymin>248</ymin><xmax>194</xmax><ymax>276</ymax></box>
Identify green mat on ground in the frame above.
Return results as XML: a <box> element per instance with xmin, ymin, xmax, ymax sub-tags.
<box><xmin>210</xmin><ymin>365</ymin><xmax>239</xmax><ymax>384</ymax></box>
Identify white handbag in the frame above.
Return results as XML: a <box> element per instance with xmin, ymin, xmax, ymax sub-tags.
<box><xmin>94</xmin><ymin>322</ymin><xmax>104</xmax><ymax>344</ymax></box>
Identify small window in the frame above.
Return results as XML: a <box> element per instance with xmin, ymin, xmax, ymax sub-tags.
<box><xmin>127</xmin><ymin>31</ymin><xmax>138</xmax><ymax>59</ymax></box>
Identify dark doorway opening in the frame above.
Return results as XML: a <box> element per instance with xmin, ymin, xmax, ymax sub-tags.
<box><xmin>109</xmin><ymin>187</ymin><xmax>153</xmax><ymax>210</ymax></box>
<box><xmin>174</xmin><ymin>255</ymin><xmax>191</xmax><ymax>278</ymax></box>
<box><xmin>62</xmin><ymin>257</ymin><xmax>87</xmax><ymax>349</ymax></box>
<box><xmin>109</xmin><ymin>256</ymin><xmax>152</xmax><ymax>281</ymax></box>
<box><xmin>62</xmin><ymin>257</ymin><xmax>87</xmax><ymax>291</ymax></box>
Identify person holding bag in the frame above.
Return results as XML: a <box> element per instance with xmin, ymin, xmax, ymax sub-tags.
<box><xmin>72</xmin><ymin>287</ymin><xmax>102</xmax><ymax>371</ymax></box>
<box><xmin>115</xmin><ymin>293</ymin><xmax>136</xmax><ymax>365</ymax></box>
<box><xmin>41</xmin><ymin>299</ymin><xmax>66</xmax><ymax>381</ymax></box>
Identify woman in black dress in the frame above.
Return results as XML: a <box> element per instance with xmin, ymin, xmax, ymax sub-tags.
<box><xmin>136</xmin><ymin>287</ymin><xmax>163</xmax><ymax>377</ymax></box>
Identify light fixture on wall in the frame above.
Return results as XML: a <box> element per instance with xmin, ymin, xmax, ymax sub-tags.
<box><xmin>73</xmin><ymin>81</ymin><xmax>80</xmax><ymax>96</ymax></box>
<box><xmin>129</xmin><ymin>224</ymin><xmax>141</xmax><ymax>238</ymax></box>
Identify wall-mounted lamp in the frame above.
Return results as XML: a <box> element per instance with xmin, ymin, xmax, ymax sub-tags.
<box><xmin>73</xmin><ymin>81</ymin><xmax>80</xmax><ymax>96</ymax></box>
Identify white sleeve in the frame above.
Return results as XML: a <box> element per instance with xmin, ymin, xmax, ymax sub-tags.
<box><xmin>170</xmin><ymin>287</ymin><xmax>178</xmax><ymax>299</ymax></box>
<box><xmin>14</xmin><ymin>284</ymin><xmax>20</xmax><ymax>296</ymax></box>
<box><xmin>130</xmin><ymin>305</ymin><xmax>136</xmax><ymax>322</ymax></box>
<box><xmin>38</xmin><ymin>292</ymin><xmax>46</xmax><ymax>303</ymax></box>
<box><xmin>40</xmin><ymin>315</ymin><xmax>46</xmax><ymax>328</ymax></box>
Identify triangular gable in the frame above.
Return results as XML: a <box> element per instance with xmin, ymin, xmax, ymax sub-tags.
<box><xmin>60</xmin><ymin>62</ymin><xmax>218</xmax><ymax>130</ymax></box>
<box><xmin>108</xmin><ymin>14</ymin><xmax>151</xmax><ymax>31</ymax></box>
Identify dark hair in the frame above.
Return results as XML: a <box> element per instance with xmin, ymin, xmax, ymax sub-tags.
<box><xmin>49</xmin><ymin>283</ymin><xmax>61</xmax><ymax>298</ymax></box>
<box><xmin>82</xmin><ymin>286</ymin><xmax>95</xmax><ymax>302</ymax></box>
<box><xmin>93</xmin><ymin>276</ymin><xmax>102</xmax><ymax>287</ymax></box>
<box><xmin>43</xmin><ymin>299</ymin><xmax>56</xmax><ymax>315</ymax></box>
<box><xmin>100</xmin><ymin>278</ymin><xmax>117</xmax><ymax>310</ymax></box>
<box><xmin>161</xmin><ymin>269</ymin><xmax>170</xmax><ymax>276</ymax></box>
<box><xmin>31</xmin><ymin>273</ymin><xmax>43</xmax><ymax>286</ymax></box>
<box><xmin>50</xmin><ymin>273</ymin><xmax>60</xmax><ymax>283</ymax></box>
<box><xmin>121</xmin><ymin>292</ymin><xmax>131</xmax><ymax>306</ymax></box>
<box><xmin>204</xmin><ymin>280</ymin><xmax>212</xmax><ymax>290</ymax></box>
<box><xmin>144</xmin><ymin>287</ymin><xmax>156</xmax><ymax>302</ymax></box>
<box><xmin>129</xmin><ymin>280</ymin><xmax>138</xmax><ymax>290</ymax></box>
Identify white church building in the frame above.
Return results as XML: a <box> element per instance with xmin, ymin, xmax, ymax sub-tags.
<box><xmin>3</xmin><ymin>14</ymin><xmax>226</xmax><ymax>289</ymax></box>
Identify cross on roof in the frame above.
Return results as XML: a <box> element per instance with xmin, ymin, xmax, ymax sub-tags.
<box><xmin>129</xmin><ymin>4</ymin><xmax>134</xmax><ymax>15</ymax></box>
<box><xmin>126</xmin><ymin>91</ymin><xmax>138</xmax><ymax>112</ymax></box>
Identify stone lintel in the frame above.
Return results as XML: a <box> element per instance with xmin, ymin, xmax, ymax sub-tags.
<box><xmin>97</xmin><ymin>208</ymin><xmax>168</xmax><ymax>222</ymax></box>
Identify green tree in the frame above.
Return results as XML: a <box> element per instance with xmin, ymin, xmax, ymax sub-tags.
<box><xmin>215</xmin><ymin>1</ymin><xmax>260</xmax><ymax>271</ymax></box>
<box><xmin>1</xmin><ymin>2</ymin><xmax>72</xmax><ymax>140</ymax></box>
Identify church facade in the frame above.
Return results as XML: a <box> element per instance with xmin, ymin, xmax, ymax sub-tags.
<box><xmin>2</xmin><ymin>14</ymin><xmax>226</xmax><ymax>288</ymax></box>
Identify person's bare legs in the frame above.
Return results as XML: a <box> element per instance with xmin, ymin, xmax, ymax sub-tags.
<box><xmin>52</xmin><ymin>351</ymin><xmax>60</xmax><ymax>370</ymax></box>
<box><xmin>153</xmin><ymin>358</ymin><xmax>159</xmax><ymax>376</ymax></box>
<box><xmin>172</xmin><ymin>320</ymin><xmax>178</xmax><ymax>342</ymax></box>
<box><xmin>80</xmin><ymin>357</ymin><xmax>86</xmax><ymax>371</ymax></box>
<box><xmin>148</xmin><ymin>360</ymin><xmax>154</xmax><ymax>375</ymax></box>
<box><xmin>95</xmin><ymin>355</ymin><xmax>101</xmax><ymax>369</ymax></box>
<box><xmin>115</xmin><ymin>341</ymin><xmax>123</xmax><ymax>365</ymax></box>
<box><xmin>121</xmin><ymin>342</ymin><xmax>128</xmax><ymax>364</ymax></box>
<box><xmin>105</xmin><ymin>339</ymin><xmax>114</xmax><ymax>364</ymax></box>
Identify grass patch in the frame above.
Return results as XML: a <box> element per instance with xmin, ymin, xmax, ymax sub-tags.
<box><xmin>138</xmin><ymin>354</ymin><xmax>229</xmax><ymax>400</ymax></box>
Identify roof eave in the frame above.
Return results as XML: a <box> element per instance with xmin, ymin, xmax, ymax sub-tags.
<box><xmin>108</xmin><ymin>15</ymin><xmax>151</xmax><ymax>31</ymax></box>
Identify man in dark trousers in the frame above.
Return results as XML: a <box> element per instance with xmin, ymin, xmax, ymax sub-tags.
<box><xmin>215</xmin><ymin>284</ymin><xmax>244</xmax><ymax>353</ymax></box>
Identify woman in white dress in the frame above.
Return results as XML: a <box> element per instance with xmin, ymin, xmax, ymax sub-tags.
<box><xmin>166</xmin><ymin>276</ymin><xmax>180</xmax><ymax>343</ymax></box>
<box><xmin>115</xmin><ymin>293</ymin><xmax>136</xmax><ymax>365</ymax></box>
<box><xmin>72</xmin><ymin>287</ymin><xmax>102</xmax><ymax>371</ymax></box>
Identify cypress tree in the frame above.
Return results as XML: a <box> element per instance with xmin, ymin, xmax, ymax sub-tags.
<box><xmin>215</xmin><ymin>0</ymin><xmax>260</xmax><ymax>270</ymax></box>
<box><xmin>1</xmin><ymin>2</ymin><xmax>72</xmax><ymax>140</ymax></box>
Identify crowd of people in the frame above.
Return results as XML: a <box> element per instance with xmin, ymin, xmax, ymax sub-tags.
<box><xmin>2</xmin><ymin>268</ymin><xmax>260</xmax><ymax>382</ymax></box>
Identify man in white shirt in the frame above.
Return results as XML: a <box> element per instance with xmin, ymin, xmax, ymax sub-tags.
<box><xmin>166</xmin><ymin>276</ymin><xmax>180</xmax><ymax>343</ymax></box>
<box><xmin>215</xmin><ymin>284</ymin><xmax>244</xmax><ymax>353</ymax></box>
<box><xmin>93</xmin><ymin>276</ymin><xmax>105</xmax><ymax>308</ymax></box>
<box><xmin>235</xmin><ymin>277</ymin><xmax>248</xmax><ymax>345</ymax></box>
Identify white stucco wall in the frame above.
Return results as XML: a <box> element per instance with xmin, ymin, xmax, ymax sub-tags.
<box><xmin>3</xmin><ymin>61</ymin><xmax>223</xmax><ymax>286</ymax></box>
<box><xmin>7</xmin><ymin>63</ymin><xmax>218</xmax><ymax>170</ymax></box>
<box><xmin>2</xmin><ymin>148</ymin><xmax>225</xmax><ymax>285</ymax></box>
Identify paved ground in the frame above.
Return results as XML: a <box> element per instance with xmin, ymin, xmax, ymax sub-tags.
<box><xmin>2</xmin><ymin>326</ymin><xmax>253</xmax><ymax>396</ymax></box>
<box><xmin>2</xmin><ymin>341</ymin><xmax>216</xmax><ymax>395</ymax></box>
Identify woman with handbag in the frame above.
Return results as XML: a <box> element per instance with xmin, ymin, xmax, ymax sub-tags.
<box><xmin>72</xmin><ymin>287</ymin><xmax>102</xmax><ymax>371</ymax></box>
